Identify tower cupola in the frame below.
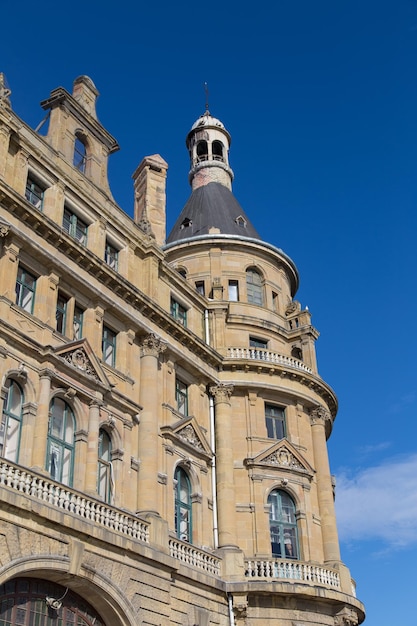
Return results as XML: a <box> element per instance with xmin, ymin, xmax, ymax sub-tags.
<box><xmin>186</xmin><ymin>110</ymin><xmax>234</xmax><ymax>191</ymax></box>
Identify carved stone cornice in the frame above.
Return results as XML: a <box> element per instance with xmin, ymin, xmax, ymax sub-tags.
<box><xmin>310</xmin><ymin>405</ymin><xmax>331</xmax><ymax>426</ymax></box>
<box><xmin>140</xmin><ymin>333</ymin><xmax>167</xmax><ymax>358</ymax></box>
<box><xmin>209</xmin><ymin>383</ymin><xmax>233</xmax><ymax>404</ymax></box>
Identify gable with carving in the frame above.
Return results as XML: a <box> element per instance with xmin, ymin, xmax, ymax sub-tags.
<box><xmin>161</xmin><ymin>416</ymin><xmax>213</xmax><ymax>461</ymax></box>
<box><xmin>245</xmin><ymin>439</ymin><xmax>314</xmax><ymax>479</ymax></box>
<box><xmin>54</xmin><ymin>338</ymin><xmax>111</xmax><ymax>387</ymax></box>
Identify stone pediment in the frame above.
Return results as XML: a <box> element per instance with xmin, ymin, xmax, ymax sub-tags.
<box><xmin>245</xmin><ymin>440</ymin><xmax>314</xmax><ymax>479</ymax></box>
<box><xmin>161</xmin><ymin>417</ymin><xmax>213</xmax><ymax>461</ymax></box>
<box><xmin>54</xmin><ymin>339</ymin><xmax>111</xmax><ymax>388</ymax></box>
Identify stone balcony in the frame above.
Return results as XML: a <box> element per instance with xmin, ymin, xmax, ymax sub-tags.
<box><xmin>226</xmin><ymin>347</ymin><xmax>313</xmax><ymax>374</ymax></box>
<box><xmin>0</xmin><ymin>458</ymin><xmax>355</xmax><ymax>597</ymax></box>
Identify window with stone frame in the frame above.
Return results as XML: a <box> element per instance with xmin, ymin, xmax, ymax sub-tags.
<box><xmin>265</xmin><ymin>404</ymin><xmax>286</xmax><ymax>440</ymax></box>
<box><xmin>0</xmin><ymin>378</ymin><xmax>23</xmax><ymax>462</ymax></box>
<box><xmin>268</xmin><ymin>489</ymin><xmax>299</xmax><ymax>559</ymax></box>
<box><xmin>174</xmin><ymin>466</ymin><xmax>192</xmax><ymax>542</ymax></box>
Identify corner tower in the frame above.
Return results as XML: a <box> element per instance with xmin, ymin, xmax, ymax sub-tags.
<box><xmin>164</xmin><ymin>111</ymin><xmax>364</xmax><ymax>625</ymax></box>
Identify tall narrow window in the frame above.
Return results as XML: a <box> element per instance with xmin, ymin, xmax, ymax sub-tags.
<box><xmin>228</xmin><ymin>280</ymin><xmax>239</xmax><ymax>301</ymax></box>
<box><xmin>196</xmin><ymin>140</ymin><xmax>208</xmax><ymax>161</ymax></box>
<box><xmin>25</xmin><ymin>175</ymin><xmax>45</xmax><ymax>210</ymax></box>
<box><xmin>73</xmin><ymin>305</ymin><xmax>84</xmax><ymax>340</ymax></box>
<box><xmin>63</xmin><ymin>207</ymin><xmax>88</xmax><ymax>245</ymax></box>
<box><xmin>105</xmin><ymin>241</ymin><xmax>118</xmax><ymax>270</ymax></box>
<box><xmin>98</xmin><ymin>429</ymin><xmax>113</xmax><ymax>503</ymax></box>
<box><xmin>1</xmin><ymin>379</ymin><xmax>23</xmax><ymax>462</ymax></box>
<box><xmin>56</xmin><ymin>292</ymin><xmax>68</xmax><ymax>334</ymax></box>
<box><xmin>15</xmin><ymin>266</ymin><xmax>36</xmax><ymax>313</ymax></box>
<box><xmin>170</xmin><ymin>298</ymin><xmax>187</xmax><ymax>326</ymax></box>
<box><xmin>102</xmin><ymin>325</ymin><xmax>117</xmax><ymax>367</ymax></box>
<box><xmin>174</xmin><ymin>466</ymin><xmax>192</xmax><ymax>542</ymax></box>
<box><xmin>246</xmin><ymin>268</ymin><xmax>263</xmax><ymax>305</ymax></box>
<box><xmin>195</xmin><ymin>281</ymin><xmax>205</xmax><ymax>296</ymax></box>
<box><xmin>176</xmin><ymin>378</ymin><xmax>188</xmax><ymax>416</ymax></box>
<box><xmin>47</xmin><ymin>398</ymin><xmax>75</xmax><ymax>486</ymax></box>
<box><xmin>265</xmin><ymin>404</ymin><xmax>286</xmax><ymax>440</ymax></box>
<box><xmin>268</xmin><ymin>489</ymin><xmax>299</xmax><ymax>559</ymax></box>
<box><xmin>212</xmin><ymin>140</ymin><xmax>224</xmax><ymax>161</ymax></box>
<box><xmin>73</xmin><ymin>135</ymin><xmax>87</xmax><ymax>172</ymax></box>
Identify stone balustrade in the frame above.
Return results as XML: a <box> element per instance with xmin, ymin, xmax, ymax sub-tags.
<box><xmin>245</xmin><ymin>559</ymin><xmax>340</xmax><ymax>588</ymax></box>
<box><xmin>227</xmin><ymin>347</ymin><xmax>313</xmax><ymax>374</ymax></box>
<box><xmin>0</xmin><ymin>458</ymin><xmax>150</xmax><ymax>543</ymax></box>
<box><xmin>169</xmin><ymin>537</ymin><xmax>221</xmax><ymax>575</ymax></box>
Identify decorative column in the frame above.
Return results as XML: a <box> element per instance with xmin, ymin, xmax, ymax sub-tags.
<box><xmin>32</xmin><ymin>369</ymin><xmax>52</xmax><ymax>471</ymax></box>
<box><xmin>137</xmin><ymin>333</ymin><xmax>166</xmax><ymax>515</ymax></box>
<box><xmin>84</xmin><ymin>400</ymin><xmax>101</xmax><ymax>495</ymax></box>
<box><xmin>210</xmin><ymin>383</ymin><xmax>238</xmax><ymax>548</ymax></box>
<box><xmin>310</xmin><ymin>405</ymin><xmax>341</xmax><ymax>563</ymax></box>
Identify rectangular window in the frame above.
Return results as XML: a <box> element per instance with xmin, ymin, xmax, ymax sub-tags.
<box><xmin>102</xmin><ymin>325</ymin><xmax>117</xmax><ymax>367</ymax></box>
<box><xmin>73</xmin><ymin>305</ymin><xmax>84</xmax><ymax>340</ymax></box>
<box><xmin>176</xmin><ymin>378</ymin><xmax>188</xmax><ymax>416</ymax></box>
<box><xmin>105</xmin><ymin>241</ymin><xmax>118</xmax><ymax>270</ymax></box>
<box><xmin>63</xmin><ymin>207</ymin><xmax>88</xmax><ymax>245</ymax></box>
<box><xmin>25</xmin><ymin>175</ymin><xmax>45</xmax><ymax>210</ymax></box>
<box><xmin>195</xmin><ymin>281</ymin><xmax>205</xmax><ymax>296</ymax></box>
<box><xmin>228</xmin><ymin>280</ymin><xmax>239</xmax><ymax>301</ymax></box>
<box><xmin>15</xmin><ymin>266</ymin><xmax>36</xmax><ymax>313</ymax></box>
<box><xmin>265</xmin><ymin>404</ymin><xmax>286</xmax><ymax>440</ymax></box>
<box><xmin>170</xmin><ymin>298</ymin><xmax>187</xmax><ymax>326</ymax></box>
<box><xmin>250</xmin><ymin>337</ymin><xmax>268</xmax><ymax>349</ymax></box>
<box><xmin>56</xmin><ymin>292</ymin><xmax>68</xmax><ymax>334</ymax></box>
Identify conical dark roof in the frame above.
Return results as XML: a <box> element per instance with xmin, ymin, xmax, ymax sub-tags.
<box><xmin>166</xmin><ymin>182</ymin><xmax>260</xmax><ymax>244</ymax></box>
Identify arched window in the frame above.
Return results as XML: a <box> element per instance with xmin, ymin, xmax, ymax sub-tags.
<box><xmin>73</xmin><ymin>134</ymin><xmax>87</xmax><ymax>172</ymax></box>
<box><xmin>1</xmin><ymin>379</ymin><xmax>23</xmax><ymax>462</ymax></box>
<box><xmin>0</xmin><ymin>578</ymin><xmax>105</xmax><ymax>626</ymax></box>
<box><xmin>174</xmin><ymin>466</ymin><xmax>192</xmax><ymax>542</ymax></box>
<box><xmin>196</xmin><ymin>140</ymin><xmax>208</xmax><ymax>161</ymax></box>
<box><xmin>246</xmin><ymin>267</ymin><xmax>263</xmax><ymax>306</ymax></box>
<box><xmin>268</xmin><ymin>489</ymin><xmax>299</xmax><ymax>559</ymax></box>
<box><xmin>47</xmin><ymin>398</ymin><xmax>75</xmax><ymax>486</ymax></box>
<box><xmin>212</xmin><ymin>140</ymin><xmax>224</xmax><ymax>161</ymax></box>
<box><xmin>98</xmin><ymin>429</ymin><xmax>113</xmax><ymax>503</ymax></box>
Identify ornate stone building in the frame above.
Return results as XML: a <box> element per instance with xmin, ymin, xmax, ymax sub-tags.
<box><xmin>0</xmin><ymin>74</ymin><xmax>364</xmax><ymax>625</ymax></box>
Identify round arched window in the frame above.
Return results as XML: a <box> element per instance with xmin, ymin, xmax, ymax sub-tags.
<box><xmin>0</xmin><ymin>578</ymin><xmax>105</xmax><ymax>626</ymax></box>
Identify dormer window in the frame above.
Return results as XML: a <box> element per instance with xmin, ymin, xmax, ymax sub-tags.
<box><xmin>212</xmin><ymin>140</ymin><xmax>224</xmax><ymax>162</ymax></box>
<box><xmin>180</xmin><ymin>218</ymin><xmax>192</xmax><ymax>230</ymax></box>
<box><xmin>235</xmin><ymin>215</ymin><xmax>247</xmax><ymax>228</ymax></box>
<box><xmin>196</xmin><ymin>140</ymin><xmax>208</xmax><ymax>162</ymax></box>
<box><xmin>73</xmin><ymin>134</ymin><xmax>87</xmax><ymax>173</ymax></box>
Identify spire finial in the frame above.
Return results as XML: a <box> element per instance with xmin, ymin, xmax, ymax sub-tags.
<box><xmin>204</xmin><ymin>82</ymin><xmax>209</xmax><ymax>113</ymax></box>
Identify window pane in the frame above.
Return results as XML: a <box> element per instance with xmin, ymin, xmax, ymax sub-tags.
<box><xmin>73</xmin><ymin>306</ymin><xmax>83</xmax><ymax>339</ymax></box>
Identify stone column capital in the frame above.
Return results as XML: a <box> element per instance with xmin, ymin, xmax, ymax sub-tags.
<box><xmin>140</xmin><ymin>333</ymin><xmax>167</xmax><ymax>358</ymax></box>
<box><xmin>310</xmin><ymin>405</ymin><xmax>331</xmax><ymax>426</ymax></box>
<box><xmin>210</xmin><ymin>383</ymin><xmax>234</xmax><ymax>405</ymax></box>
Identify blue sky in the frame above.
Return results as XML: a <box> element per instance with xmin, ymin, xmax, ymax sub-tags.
<box><xmin>3</xmin><ymin>1</ymin><xmax>417</xmax><ymax>624</ymax></box>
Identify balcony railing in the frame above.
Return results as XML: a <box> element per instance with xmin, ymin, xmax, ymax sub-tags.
<box><xmin>0</xmin><ymin>458</ymin><xmax>150</xmax><ymax>543</ymax></box>
<box><xmin>227</xmin><ymin>347</ymin><xmax>312</xmax><ymax>374</ymax></box>
<box><xmin>169</xmin><ymin>537</ymin><xmax>221</xmax><ymax>576</ymax></box>
<box><xmin>245</xmin><ymin>559</ymin><xmax>340</xmax><ymax>588</ymax></box>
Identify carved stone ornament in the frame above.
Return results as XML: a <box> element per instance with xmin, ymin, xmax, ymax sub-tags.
<box><xmin>285</xmin><ymin>300</ymin><xmax>301</xmax><ymax>316</ymax></box>
<box><xmin>177</xmin><ymin>424</ymin><xmax>204</xmax><ymax>452</ymax></box>
<box><xmin>140</xmin><ymin>333</ymin><xmax>167</xmax><ymax>357</ymax></box>
<box><xmin>63</xmin><ymin>348</ymin><xmax>99</xmax><ymax>380</ymax></box>
<box><xmin>310</xmin><ymin>405</ymin><xmax>331</xmax><ymax>425</ymax></box>
<box><xmin>209</xmin><ymin>383</ymin><xmax>233</xmax><ymax>404</ymax></box>
<box><xmin>334</xmin><ymin>608</ymin><xmax>358</xmax><ymax>626</ymax></box>
<box><xmin>135</xmin><ymin>202</ymin><xmax>155</xmax><ymax>238</ymax></box>
<box><xmin>0</xmin><ymin>218</ymin><xmax>11</xmax><ymax>237</ymax></box>
<box><xmin>263</xmin><ymin>446</ymin><xmax>305</xmax><ymax>471</ymax></box>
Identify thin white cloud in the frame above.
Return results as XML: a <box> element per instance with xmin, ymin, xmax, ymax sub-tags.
<box><xmin>388</xmin><ymin>391</ymin><xmax>415</xmax><ymax>415</ymax></box>
<box><xmin>335</xmin><ymin>454</ymin><xmax>417</xmax><ymax>549</ymax></box>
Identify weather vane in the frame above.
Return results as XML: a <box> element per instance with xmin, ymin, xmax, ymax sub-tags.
<box><xmin>204</xmin><ymin>82</ymin><xmax>209</xmax><ymax>112</ymax></box>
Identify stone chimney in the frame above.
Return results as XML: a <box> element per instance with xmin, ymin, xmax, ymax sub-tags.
<box><xmin>133</xmin><ymin>155</ymin><xmax>168</xmax><ymax>246</ymax></box>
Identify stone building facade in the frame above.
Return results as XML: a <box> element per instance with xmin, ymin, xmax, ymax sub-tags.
<box><xmin>0</xmin><ymin>74</ymin><xmax>365</xmax><ymax>625</ymax></box>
